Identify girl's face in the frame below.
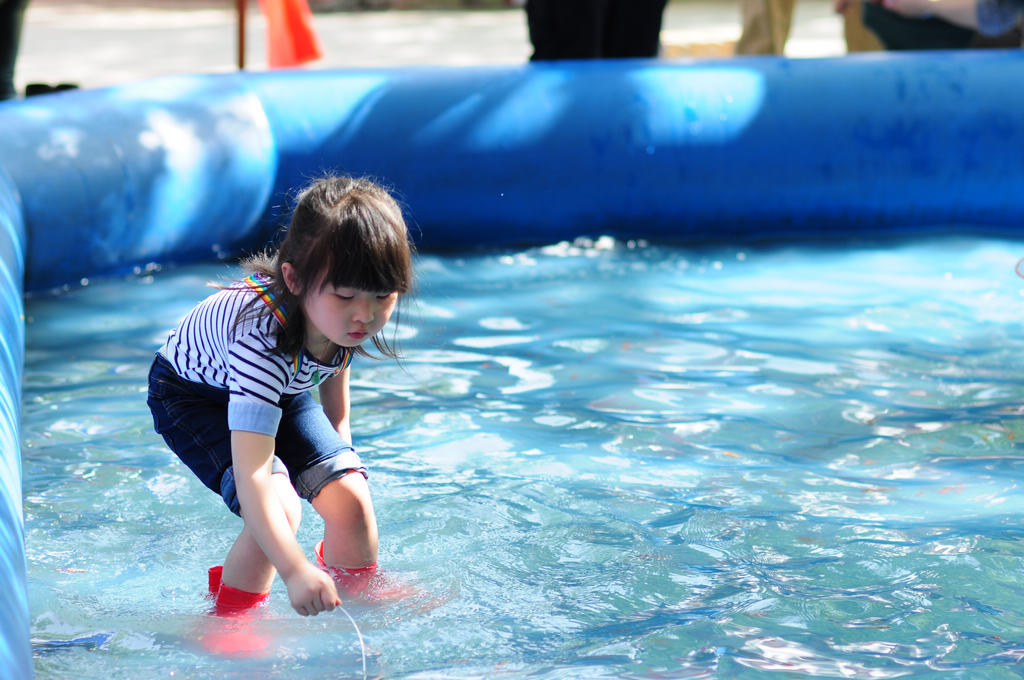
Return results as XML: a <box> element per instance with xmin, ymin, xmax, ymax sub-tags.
<box><xmin>283</xmin><ymin>263</ymin><xmax>399</xmax><ymax>359</ymax></box>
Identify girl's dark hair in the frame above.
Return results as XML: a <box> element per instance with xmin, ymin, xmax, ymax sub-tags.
<box><xmin>236</xmin><ymin>175</ymin><xmax>414</xmax><ymax>360</ymax></box>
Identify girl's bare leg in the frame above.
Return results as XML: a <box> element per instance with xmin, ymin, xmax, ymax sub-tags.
<box><xmin>312</xmin><ymin>472</ymin><xmax>378</xmax><ymax>568</ymax></box>
<box><xmin>221</xmin><ymin>472</ymin><xmax>302</xmax><ymax>593</ymax></box>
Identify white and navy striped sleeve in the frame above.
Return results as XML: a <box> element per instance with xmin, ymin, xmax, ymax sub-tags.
<box><xmin>225</xmin><ymin>314</ymin><xmax>293</xmax><ymax>436</ymax></box>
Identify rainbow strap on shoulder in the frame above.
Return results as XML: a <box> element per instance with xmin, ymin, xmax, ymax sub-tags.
<box><xmin>241</xmin><ymin>273</ymin><xmax>353</xmax><ymax>380</ymax></box>
<box><xmin>242</xmin><ymin>274</ymin><xmax>288</xmax><ymax>327</ymax></box>
<box><xmin>242</xmin><ymin>274</ymin><xmax>299</xmax><ymax>375</ymax></box>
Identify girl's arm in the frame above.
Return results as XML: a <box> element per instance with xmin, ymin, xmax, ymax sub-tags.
<box><xmin>232</xmin><ymin>430</ymin><xmax>340</xmax><ymax>615</ymax></box>
<box><xmin>319</xmin><ymin>367</ymin><xmax>352</xmax><ymax>442</ymax></box>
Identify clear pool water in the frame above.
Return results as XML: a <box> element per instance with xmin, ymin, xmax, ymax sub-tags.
<box><xmin>22</xmin><ymin>236</ymin><xmax>1024</xmax><ymax>679</ymax></box>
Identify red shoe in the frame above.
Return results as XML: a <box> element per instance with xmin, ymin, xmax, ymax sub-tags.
<box><xmin>198</xmin><ymin>617</ymin><xmax>271</xmax><ymax>658</ymax></box>
<box><xmin>207</xmin><ymin>565</ymin><xmax>270</xmax><ymax>616</ymax></box>
<box><xmin>199</xmin><ymin>566</ymin><xmax>272</xmax><ymax>657</ymax></box>
<box><xmin>207</xmin><ymin>565</ymin><xmax>223</xmax><ymax>599</ymax></box>
<box><xmin>314</xmin><ymin>541</ymin><xmax>419</xmax><ymax>602</ymax></box>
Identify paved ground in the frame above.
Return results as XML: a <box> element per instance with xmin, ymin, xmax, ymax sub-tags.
<box><xmin>15</xmin><ymin>0</ymin><xmax>849</xmax><ymax>93</ymax></box>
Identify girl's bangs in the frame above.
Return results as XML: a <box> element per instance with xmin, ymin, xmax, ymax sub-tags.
<box><xmin>325</xmin><ymin>229</ymin><xmax>411</xmax><ymax>294</ymax></box>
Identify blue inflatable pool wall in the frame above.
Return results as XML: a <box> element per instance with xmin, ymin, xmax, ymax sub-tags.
<box><xmin>1</xmin><ymin>51</ymin><xmax>1023</xmax><ymax>674</ymax></box>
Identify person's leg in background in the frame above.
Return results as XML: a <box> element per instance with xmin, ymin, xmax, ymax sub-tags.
<box><xmin>736</xmin><ymin>0</ymin><xmax>796</xmax><ymax>54</ymax></box>
<box><xmin>602</xmin><ymin>0</ymin><xmax>669</xmax><ymax>58</ymax></box>
<box><xmin>525</xmin><ymin>0</ymin><xmax>610</xmax><ymax>60</ymax></box>
<box><xmin>0</xmin><ymin>0</ymin><xmax>29</xmax><ymax>100</ymax></box>
<box><xmin>841</xmin><ymin>0</ymin><xmax>883</xmax><ymax>51</ymax></box>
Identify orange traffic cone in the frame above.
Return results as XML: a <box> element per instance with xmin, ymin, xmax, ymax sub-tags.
<box><xmin>256</xmin><ymin>0</ymin><xmax>323</xmax><ymax>68</ymax></box>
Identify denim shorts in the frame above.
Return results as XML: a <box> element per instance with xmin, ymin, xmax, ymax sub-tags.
<box><xmin>147</xmin><ymin>354</ymin><xmax>365</xmax><ymax>516</ymax></box>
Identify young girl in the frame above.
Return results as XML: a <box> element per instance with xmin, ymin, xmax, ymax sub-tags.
<box><xmin>147</xmin><ymin>175</ymin><xmax>414</xmax><ymax>617</ymax></box>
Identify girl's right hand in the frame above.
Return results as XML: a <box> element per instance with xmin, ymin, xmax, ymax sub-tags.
<box><xmin>285</xmin><ymin>563</ymin><xmax>341</xmax><ymax>616</ymax></box>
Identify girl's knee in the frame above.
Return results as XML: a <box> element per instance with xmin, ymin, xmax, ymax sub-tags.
<box><xmin>312</xmin><ymin>471</ymin><xmax>376</xmax><ymax>525</ymax></box>
<box><xmin>319</xmin><ymin>469</ymin><xmax>369</xmax><ymax>497</ymax></box>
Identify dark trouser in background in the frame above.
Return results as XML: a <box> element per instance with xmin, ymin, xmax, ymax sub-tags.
<box><xmin>0</xmin><ymin>0</ymin><xmax>29</xmax><ymax>100</ymax></box>
<box><xmin>526</xmin><ymin>0</ymin><xmax>669</xmax><ymax>60</ymax></box>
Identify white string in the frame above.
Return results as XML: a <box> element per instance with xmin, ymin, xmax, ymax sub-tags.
<box><xmin>337</xmin><ymin>602</ymin><xmax>367</xmax><ymax>680</ymax></box>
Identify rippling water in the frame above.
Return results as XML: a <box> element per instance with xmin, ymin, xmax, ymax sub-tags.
<box><xmin>22</xmin><ymin>237</ymin><xmax>1024</xmax><ymax>679</ymax></box>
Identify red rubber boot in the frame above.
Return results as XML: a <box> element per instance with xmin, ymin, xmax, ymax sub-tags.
<box><xmin>314</xmin><ymin>540</ymin><xmax>417</xmax><ymax>602</ymax></box>
<box><xmin>207</xmin><ymin>565</ymin><xmax>270</xmax><ymax>615</ymax></box>
<box><xmin>200</xmin><ymin>566</ymin><xmax>271</xmax><ymax>657</ymax></box>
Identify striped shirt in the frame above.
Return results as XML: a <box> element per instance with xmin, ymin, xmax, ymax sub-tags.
<box><xmin>158</xmin><ymin>273</ymin><xmax>353</xmax><ymax>436</ymax></box>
